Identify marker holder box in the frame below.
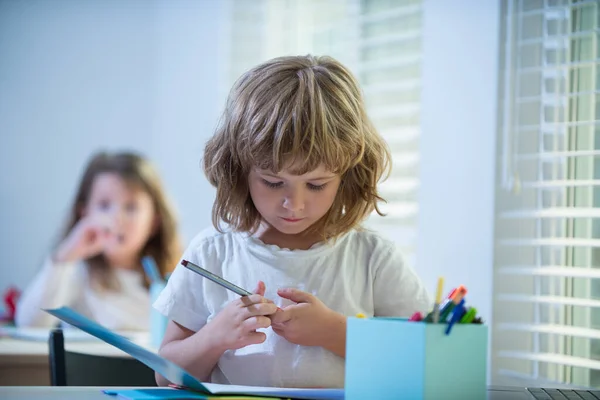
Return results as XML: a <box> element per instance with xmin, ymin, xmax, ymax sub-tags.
<box><xmin>345</xmin><ymin>317</ymin><xmax>488</xmax><ymax>400</ymax></box>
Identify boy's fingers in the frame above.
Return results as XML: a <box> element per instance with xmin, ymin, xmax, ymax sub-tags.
<box><xmin>270</xmin><ymin>308</ymin><xmax>292</xmax><ymax>324</ymax></box>
<box><xmin>239</xmin><ymin>294</ymin><xmax>267</xmax><ymax>306</ymax></box>
<box><xmin>243</xmin><ymin>315</ymin><xmax>271</xmax><ymax>331</ymax></box>
<box><xmin>246</xmin><ymin>302</ymin><xmax>278</xmax><ymax>317</ymax></box>
<box><xmin>272</xmin><ymin>326</ymin><xmax>285</xmax><ymax>336</ymax></box>
<box><xmin>277</xmin><ymin>288</ymin><xmax>314</xmax><ymax>304</ymax></box>
<box><xmin>253</xmin><ymin>281</ymin><xmax>266</xmax><ymax>296</ymax></box>
<box><xmin>245</xmin><ymin>331</ymin><xmax>267</xmax><ymax>346</ymax></box>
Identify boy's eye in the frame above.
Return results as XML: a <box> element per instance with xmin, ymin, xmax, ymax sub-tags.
<box><xmin>261</xmin><ymin>179</ymin><xmax>283</xmax><ymax>189</ymax></box>
<box><xmin>307</xmin><ymin>183</ymin><xmax>326</xmax><ymax>191</ymax></box>
<box><xmin>125</xmin><ymin>202</ymin><xmax>138</xmax><ymax>212</ymax></box>
<box><xmin>98</xmin><ymin>199</ymin><xmax>111</xmax><ymax>211</ymax></box>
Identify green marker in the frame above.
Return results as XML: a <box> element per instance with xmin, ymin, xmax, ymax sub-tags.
<box><xmin>460</xmin><ymin>307</ymin><xmax>477</xmax><ymax>323</ymax></box>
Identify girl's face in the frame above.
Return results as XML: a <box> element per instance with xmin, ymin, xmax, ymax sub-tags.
<box><xmin>84</xmin><ymin>172</ymin><xmax>157</xmax><ymax>268</ymax></box>
<box><xmin>248</xmin><ymin>164</ymin><xmax>341</xmax><ymax>238</ymax></box>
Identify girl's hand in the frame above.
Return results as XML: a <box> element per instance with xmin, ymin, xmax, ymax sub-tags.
<box><xmin>270</xmin><ymin>288</ymin><xmax>346</xmax><ymax>348</ymax></box>
<box><xmin>53</xmin><ymin>215</ymin><xmax>115</xmax><ymax>263</ymax></box>
<box><xmin>205</xmin><ymin>281</ymin><xmax>278</xmax><ymax>352</ymax></box>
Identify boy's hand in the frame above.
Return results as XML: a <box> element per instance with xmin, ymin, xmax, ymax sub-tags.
<box><xmin>54</xmin><ymin>215</ymin><xmax>115</xmax><ymax>263</ymax></box>
<box><xmin>205</xmin><ymin>281</ymin><xmax>278</xmax><ymax>352</ymax></box>
<box><xmin>270</xmin><ymin>288</ymin><xmax>345</xmax><ymax>348</ymax></box>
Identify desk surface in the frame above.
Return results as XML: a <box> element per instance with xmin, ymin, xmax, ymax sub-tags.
<box><xmin>0</xmin><ymin>386</ymin><xmax>539</xmax><ymax>400</ymax></box>
<box><xmin>1</xmin><ymin>386</ymin><xmax>120</xmax><ymax>399</ymax></box>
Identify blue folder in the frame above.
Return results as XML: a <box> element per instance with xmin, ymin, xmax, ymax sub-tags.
<box><xmin>45</xmin><ymin>307</ymin><xmax>343</xmax><ymax>400</ymax></box>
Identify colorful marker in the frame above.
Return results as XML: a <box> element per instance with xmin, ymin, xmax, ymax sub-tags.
<box><xmin>409</xmin><ymin>312</ymin><xmax>423</xmax><ymax>322</ymax></box>
<box><xmin>439</xmin><ymin>285</ymin><xmax>467</xmax><ymax>309</ymax></box>
<box><xmin>437</xmin><ymin>285</ymin><xmax>467</xmax><ymax>322</ymax></box>
<box><xmin>424</xmin><ymin>282</ymin><xmax>464</xmax><ymax>323</ymax></box>
<box><xmin>460</xmin><ymin>307</ymin><xmax>477</xmax><ymax>324</ymax></box>
<box><xmin>432</xmin><ymin>277</ymin><xmax>445</xmax><ymax>323</ymax></box>
<box><xmin>445</xmin><ymin>299</ymin><xmax>466</xmax><ymax>335</ymax></box>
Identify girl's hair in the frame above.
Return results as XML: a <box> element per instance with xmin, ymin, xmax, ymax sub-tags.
<box><xmin>61</xmin><ymin>151</ymin><xmax>181</xmax><ymax>290</ymax></box>
<box><xmin>204</xmin><ymin>55</ymin><xmax>391</xmax><ymax>240</ymax></box>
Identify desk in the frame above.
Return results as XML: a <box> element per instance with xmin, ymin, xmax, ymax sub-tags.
<box><xmin>0</xmin><ymin>386</ymin><xmax>114</xmax><ymax>399</ymax></box>
<box><xmin>0</xmin><ymin>386</ymin><xmax>545</xmax><ymax>399</ymax></box>
<box><xmin>0</xmin><ymin>332</ymin><xmax>154</xmax><ymax>386</ymax></box>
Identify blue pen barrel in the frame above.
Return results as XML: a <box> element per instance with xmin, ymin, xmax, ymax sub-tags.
<box><xmin>437</xmin><ymin>300</ymin><xmax>456</xmax><ymax>322</ymax></box>
<box><xmin>149</xmin><ymin>282</ymin><xmax>168</xmax><ymax>348</ymax></box>
<box><xmin>445</xmin><ymin>299</ymin><xmax>466</xmax><ymax>335</ymax></box>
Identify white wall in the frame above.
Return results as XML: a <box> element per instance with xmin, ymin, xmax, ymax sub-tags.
<box><xmin>0</xmin><ymin>0</ymin><xmax>501</xmax><ymax>331</ymax></box>
<box><xmin>0</xmin><ymin>0</ymin><xmax>222</xmax><ymax>292</ymax></box>
<box><xmin>417</xmin><ymin>0</ymin><xmax>499</xmax><ymax>335</ymax></box>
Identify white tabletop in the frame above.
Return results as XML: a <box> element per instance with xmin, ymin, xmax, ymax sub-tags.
<box><xmin>0</xmin><ymin>386</ymin><xmax>148</xmax><ymax>399</ymax></box>
<box><xmin>0</xmin><ymin>386</ymin><xmax>557</xmax><ymax>400</ymax></box>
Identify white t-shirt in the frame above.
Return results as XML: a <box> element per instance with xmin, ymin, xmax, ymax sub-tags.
<box><xmin>15</xmin><ymin>258</ymin><xmax>150</xmax><ymax>331</ymax></box>
<box><xmin>154</xmin><ymin>227</ymin><xmax>430</xmax><ymax>388</ymax></box>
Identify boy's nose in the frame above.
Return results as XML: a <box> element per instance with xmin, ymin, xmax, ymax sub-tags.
<box><xmin>108</xmin><ymin>207</ymin><xmax>126</xmax><ymax>225</ymax></box>
<box><xmin>282</xmin><ymin>190</ymin><xmax>304</xmax><ymax>212</ymax></box>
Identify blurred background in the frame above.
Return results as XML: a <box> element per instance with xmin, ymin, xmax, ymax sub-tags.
<box><xmin>1</xmin><ymin>0</ymin><xmax>598</xmax><ymax>388</ymax></box>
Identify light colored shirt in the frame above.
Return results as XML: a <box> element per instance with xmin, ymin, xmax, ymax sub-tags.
<box><xmin>154</xmin><ymin>227</ymin><xmax>431</xmax><ymax>388</ymax></box>
<box><xmin>16</xmin><ymin>257</ymin><xmax>150</xmax><ymax>331</ymax></box>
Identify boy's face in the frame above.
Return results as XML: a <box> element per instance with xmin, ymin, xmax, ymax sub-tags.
<box><xmin>84</xmin><ymin>172</ymin><xmax>156</xmax><ymax>267</ymax></box>
<box><xmin>248</xmin><ymin>164</ymin><xmax>341</xmax><ymax>236</ymax></box>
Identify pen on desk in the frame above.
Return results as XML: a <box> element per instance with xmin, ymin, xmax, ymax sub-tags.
<box><xmin>181</xmin><ymin>260</ymin><xmax>252</xmax><ymax>296</ymax></box>
<box><xmin>142</xmin><ymin>256</ymin><xmax>163</xmax><ymax>284</ymax></box>
<box><xmin>432</xmin><ymin>277</ymin><xmax>444</xmax><ymax>323</ymax></box>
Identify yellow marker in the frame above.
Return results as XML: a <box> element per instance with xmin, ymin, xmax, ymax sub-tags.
<box><xmin>355</xmin><ymin>313</ymin><xmax>366</xmax><ymax>319</ymax></box>
<box><xmin>432</xmin><ymin>277</ymin><xmax>445</xmax><ymax>323</ymax></box>
<box><xmin>435</xmin><ymin>277</ymin><xmax>445</xmax><ymax>304</ymax></box>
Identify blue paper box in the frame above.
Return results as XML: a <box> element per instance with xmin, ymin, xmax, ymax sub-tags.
<box><xmin>345</xmin><ymin>317</ymin><xmax>488</xmax><ymax>400</ymax></box>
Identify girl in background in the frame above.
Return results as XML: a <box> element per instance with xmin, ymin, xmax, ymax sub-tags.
<box><xmin>16</xmin><ymin>151</ymin><xmax>181</xmax><ymax>330</ymax></box>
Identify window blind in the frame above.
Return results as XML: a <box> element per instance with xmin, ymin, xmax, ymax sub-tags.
<box><xmin>493</xmin><ymin>0</ymin><xmax>600</xmax><ymax>388</ymax></box>
<box><xmin>221</xmin><ymin>0</ymin><xmax>423</xmax><ymax>268</ymax></box>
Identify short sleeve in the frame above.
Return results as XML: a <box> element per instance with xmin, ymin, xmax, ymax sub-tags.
<box><xmin>153</xmin><ymin>233</ymin><xmax>213</xmax><ymax>332</ymax></box>
<box><xmin>372</xmin><ymin>244</ymin><xmax>431</xmax><ymax>317</ymax></box>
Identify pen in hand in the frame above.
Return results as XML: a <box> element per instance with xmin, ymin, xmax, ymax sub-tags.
<box><xmin>181</xmin><ymin>259</ymin><xmax>282</xmax><ymax>312</ymax></box>
<box><xmin>181</xmin><ymin>259</ymin><xmax>251</xmax><ymax>296</ymax></box>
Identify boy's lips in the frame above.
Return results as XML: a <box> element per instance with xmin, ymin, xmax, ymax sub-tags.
<box><xmin>281</xmin><ymin>217</ymin><xmax>303</xmax><ymax>222</ymax></box>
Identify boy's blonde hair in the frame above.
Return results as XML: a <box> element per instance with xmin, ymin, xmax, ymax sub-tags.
<box><xmin>204</xmin><ymin>55</ymin><xmax>391</xmax><ymax>239</ymax></box>
<box><xmin>62</xmin><ymin>151</ymin><xmax>181</xmax><ymax>290</ymax></box>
